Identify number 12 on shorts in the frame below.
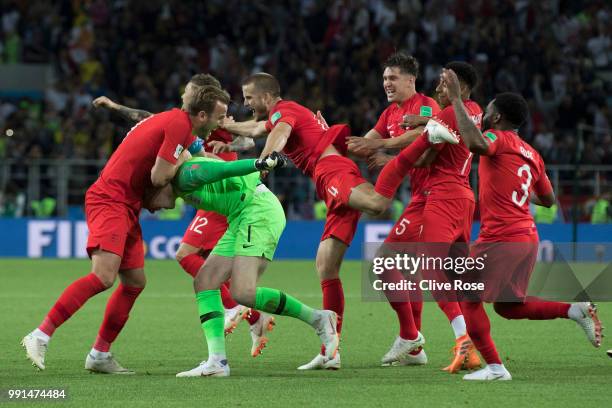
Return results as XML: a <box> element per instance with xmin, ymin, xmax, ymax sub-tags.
<box><xmin>188</xmin><ymin>216</ymin><xmax>209</xmax><ymax>234</ymax></box>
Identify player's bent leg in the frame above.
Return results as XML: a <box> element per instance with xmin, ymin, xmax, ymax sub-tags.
<box><xmin>348</xmin><ymin>182</ymin><xmax>391</xmax><ymax>217</ymax></box>
<box><xmin>86</xmin><ymin>268</ymin><xmax>145</xmax><ymax>375</ymax></box>
<box><xmin>22</xmin><ymin>250</ymin><xmax>119</xmax><ymax>371</ymax></box>
<box><xmin>230</xmin><ymin>256</ymin><xmax>339</xmax><ymax>362</ymax></box>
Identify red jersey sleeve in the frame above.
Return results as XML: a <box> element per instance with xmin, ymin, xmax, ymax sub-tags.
<box><xmin>424</xmin><ymin>97</ymin><xmax>441</xmax><ymax>116</ymax></box>
<box><xmin>482</xmin><ymin>129</ymin><xmax>502</xmax><ymax>156</ymax></box>
<box><xmin>158</xmin><ymin>113</ymin><xmax>195</xmax><ymax>164</ymax></box>
<box><xmin>373</xmin><ymin>107</ymin><xmax>390</xmax><ymax>138</ymax></box>
<box><xmin>268</xmin><ymin>106</ymin><xmax>297</xmax><ymax>130</ymax></box>
<box><xmin>533</xmin><ymin>157</ymin><xmax>553</xmax><ymax>196</ymax></box>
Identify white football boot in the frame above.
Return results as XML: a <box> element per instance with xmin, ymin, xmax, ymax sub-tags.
<box><xmin>176</xmin><ymin>358</ymin><xmax>230</xmax><ymax>378</ymax></box>
<box><xmin>381</xmin><ymin>333</ymin><xmax>426</xmax><ymax>366</ymax></box>
<box><xmin>21</xmin><ymin>333</ymin><xmax>48</xmax><ymax>370</ymax></box>
<box><xmin>85</xmin><ymin>352</ymin><xmax>135</xmax><ymax>374</ymax></box>
<box><xmin>463</xmin><ymin>364</ymin><xmax>512</xmax><ymax>381</ymax></box>
<box><xmin>568</xmin><ymin>302</ymin><xmax>603</xmax><ymax>347</ymax></box>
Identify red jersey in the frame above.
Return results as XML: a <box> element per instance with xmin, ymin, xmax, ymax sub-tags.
<box><xmin>425</xmin><ymin>100</ymin><xmax>482</xmax><ymax>200</ymax></box>
<box><xmin>373</xmin><ymin>93</ymin><xmax>440</xmax><ymax>202</ymax></box>
<box><xmin>265</xmin><ymin>100</ymin><xmax>340</xmax><ymax>177</ymax></box>
<box><xmin>478</xmin><ymin>129</ymin><xmax>553</xmax><ymax>240</ymax></box>
<box><xmin>206</xmin><ymin>128</ymin><xmax>237</xmax><ymax>161</ymax></box>
<box><xmin>92</xmin><ymin>108</ymin><xmax>195</xmax><ymax>210</ymax></box>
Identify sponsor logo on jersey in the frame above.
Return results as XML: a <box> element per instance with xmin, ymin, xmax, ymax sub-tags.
<box><xmin>271</xmin><ymin>111</ymin><xmax>282</xmax><ymax>125</ymax></box>
<box><xmin>174</xmin><ymin>144</ymin><xmax>184</xmax><ymax>159</ymax></box>
<box><xmin>328</xmin><ymin>186</ymin><xmax>338</xmax><ymax>197</ymax></box>
<box><xmin>484</xmin><ymin>132</ymin><xmax>497</xmax><ymax>143</ymax></box>
<box><xmin>420</xmin><ymin>106</ymin><xmax>433</xmax><ymax>117</ymax></box>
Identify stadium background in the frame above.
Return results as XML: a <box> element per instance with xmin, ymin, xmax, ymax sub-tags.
<box><xmin>1</xmin><ymin>1</ymin><xmax>611</xmax><ymax>407</ymax></box>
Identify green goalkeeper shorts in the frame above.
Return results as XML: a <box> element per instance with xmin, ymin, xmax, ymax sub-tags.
<box><xmin>211</xmin><ymin>185</ymin><xmax>286</xmax><ymax>261</ymax></box>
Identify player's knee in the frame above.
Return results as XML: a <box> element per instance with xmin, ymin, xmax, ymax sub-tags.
<box><xmin>369</xmin><ymin>195</ymin><xmax>391</xmax><ymax>217</ymax></box>
<box><xmin>229</xmin><ymin>285</ymin><xmax>255</xmax><ymax>306</ymax></box>
<box><xmin>175</xmin><ymin>244</ymin><xmax>196</xmax><ymax>263</ymax></box>
<box><xmin>315</xmin><ymin>260</ymin><xmax>339</xmax><ymax>280</ymax></box>
<box><xmin>92</xmin><ymin>270</ymin><xmax>116</xmax><ymax>289</ymax></box>
<box><xmin>120</xmin><ymin>272</ymin><xmax>146</xmax><ymax>288</ymax></box>
<box><xmin>493</xmin><ymin>302</ymin><xmax>513</xmax><ymax>319</ymax></box>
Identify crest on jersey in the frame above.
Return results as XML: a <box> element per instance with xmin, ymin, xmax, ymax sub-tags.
<box><xmin>484</xmin><ymin>132</ymin><xmax>497</xmax><ymax>143</ymax></box>
<box><xmin>174</xmin><ymin>144</ymin><xmax>184</xmax><ymax>159</ymax></box>
<box><xmin>271</xmin><ymin>111</ymin><xmax>282</xmax><ymax>125</ymax></box>
<box><xmin>420</xmin><ymin>106</ymin><xmax>433</xmax><ymax>117</ymax></box>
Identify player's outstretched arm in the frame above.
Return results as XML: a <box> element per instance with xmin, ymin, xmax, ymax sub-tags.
<box><xmin>222</xmin><ymin>119</ymin><xmax>268</xmax><ymax>138</ymax></box>
<box><xmin>207</xmin><ymin>136</ymin><xmax>256</xmax><ymax>154</ymax></box>
<box><xmin>347</xmin><ymin>129</ymin><xmax>383</xmax><ymax>157</ymax></box>
<box><xmin>380</xmin><ymin>127</ymin><xmax>425</xmax><ymax>150</ymax></box>
<box><xmin>259</xmin><ymin>122</ymin><xmax>291</xmax><ymax>158</ymax></box>
<box><xmin>92</xmin><ymin>96</ymin><xmax>153</xmax><ymax>123</ymax></box>
<box><xmin>441</xmin><ymin>69</ymin><xmax>489</xmax><ymax>155</ymax></box>
<box><xmin>175</xmin><ymin>153</ymin><xmax>286</xmax><ymax>191</ymax></box>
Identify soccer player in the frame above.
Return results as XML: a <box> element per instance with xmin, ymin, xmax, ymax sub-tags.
<box><xmin>440</xmin><ymin>69</ymin><xmax>603</xmax><ymax>380</ymax></box>
<box><xmin>222</xmin><ymin>73</ymin><xmax>456</xmax><ymax>369</ymax></box>
<box><xmin>146</xmin><ymin>153</ymin><xmax>341</xmax><ymax>377</ymax></box>
<box><xmin>345</xmin><ymin>52</ymin><xmax>475</xmax><ymax>368</ymax></box>
<box><xmin>93</xmin><ymin>75</ymin><xmax>274</xmax><ymax>357</ymax></box>
<box><xmin>21</xmin><ymin>84</ymin><xmax>231</xmax><ymax>373</ymax></box>
<box><xmin>374</xmin><ymin>62</ymin><xmax>484</xmax><ymax>372</ymax></box>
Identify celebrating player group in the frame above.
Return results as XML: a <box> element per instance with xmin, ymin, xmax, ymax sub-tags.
<box><xmin>21</xmin><ymin>52</ymin><xmax>602</xmax><ymax>381</ymax></box>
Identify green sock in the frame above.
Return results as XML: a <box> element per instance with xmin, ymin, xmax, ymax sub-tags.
<box><xmin>255</xmin><ymin>287</ymin><xmax>315</xmax><ymax>325</ymax></box>
<box><xmin>196</xmin><ymin>290</ymin><xmax>225</xmax><ymax>358</ymax></box>
<box><xmin>177</xmin><ymin>159</ymin><xmax>257</xmax><ymax>190</ymax></box>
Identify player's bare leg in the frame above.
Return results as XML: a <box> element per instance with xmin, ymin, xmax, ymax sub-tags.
<box><xmin>22</xmin><ymin>250</ymin><xmax>118</xmax><ymax>370</ymax></box>
<box><xmin>298</xmin><ymin>237</ymin><xmax>347</xmax><ymax>370</ymax></box>
<box><xmin>348</xmin><ymin>183</ymin><xmax>391</xmax><ymax>217</ymax></box>
<box><xmin>85</xmin><ymin>267</ymin><xmax>145</xmax><ymax>375</ymax></box>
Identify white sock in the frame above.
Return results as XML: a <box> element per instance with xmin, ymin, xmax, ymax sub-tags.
<box><xmin>90</xmin><ymin>348</ymin><xmax>110</xmax><ymax>359</ymax></box>
<box><xmin>450</xmin><ymin>315</ymin><xmax>467</xmax><ymax>339</ymax></box>
<box><xmin>567</xmin><ymin>303</ymin><xmax>584</xmax><ymax>321</ymax></box>
<box><xmin>488</xmin><ymin>363</ymin><xmax>505</xmax><ymax>373</ymax></box>
<box><xmin>210</xmin><ymin>353</ymin><xmax>227</xmax><ymax>363</ymax></box>
<box><xmin>31</xmin><ymin>328</ymin><xmax>50</xmax><ymax>343</ymax></box>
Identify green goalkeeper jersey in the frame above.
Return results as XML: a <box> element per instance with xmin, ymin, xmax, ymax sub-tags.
<box><xmin>173</xmin><ymin>157</ymin><xmax>262</xmax><ymax>220</ymax></box>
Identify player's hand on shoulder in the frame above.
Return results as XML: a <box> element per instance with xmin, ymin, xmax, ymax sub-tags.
<box><xmin>256</xmin><ymin>151</ymin><xmax>288</xmax><ymax>171</ymax></box>
<box><xmin>208</xmin><ymin>140</ymin><xmax>231</xmax><ymax>154</ymax></box>
<box><xmin>220</xmin><ymin>115</ymin><xmax>235</xmax><ymax>128</ymax></box>
<box><xmin>92</xmin><ymin>96</ymin><xmax>116</xmax><ymax>109</ymax></box>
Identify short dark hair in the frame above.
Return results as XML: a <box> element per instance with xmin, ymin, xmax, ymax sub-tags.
<box><xmin>445</xmin><ymin>61</ymin><xmax>478</xmax><ymax>91</ymax></box>
<box><xmin>493</xmin><ymin>92</ymin><xmax>529</xmax><ymax>128</ymax></box>
<box><xmin>383</xmin><ymin>52</ymin><xmax>419</xmax><ymax>77</ymax></box>
<box><xmin>189</xmin><ymin>73</ymin><xmax>222</xmax><ymax>89</ymax></box>
<box><xmin>187</xmin><ymin>85</ymin><xmax>230</xmax><ymax>115</ymax></box>
<box><xmin>242</xmin><ymin>73</ymin><xmax>281</xmax><ymax>97</ymax></box>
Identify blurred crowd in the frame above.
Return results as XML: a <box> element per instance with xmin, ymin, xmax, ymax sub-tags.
<box><xmin>0</xmin><ymin>0</ymin><xmax>611</xmax><ymax>218</ymax></box>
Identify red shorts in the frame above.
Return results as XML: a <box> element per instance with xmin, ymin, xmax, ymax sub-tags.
<box><xmin>182</xmin><ymin>209</ymin><xmax>228</xmax><ymax>251</ymax></box>
<box><xmin>314</xmin><ymin>155</ymin><xmax>367</xmax><ymax>245</ymax></box>
<box><xmin>420</xmin><ymin>198</ymin><xmax>474</xmax><ymax>243</ymax></box>
<box><xmin>85</xmin><ymin>189</ymin><xmax>144</xmax><ymax>270</ymax></box>
<box><xmin>385</xmin><ymin>200</ymin><xmax>425</xmax><ymax>244</ymax></box>
<box><xmin>470</xmin><ymin>235</ymin><xmax>539</xmax><ymax>301</ymax></box>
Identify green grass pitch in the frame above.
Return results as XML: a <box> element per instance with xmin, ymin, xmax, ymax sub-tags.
<box><xmin>1</xmin><ymin>259</ymin><xmax>610</xmax><ymax>407</ymax></box>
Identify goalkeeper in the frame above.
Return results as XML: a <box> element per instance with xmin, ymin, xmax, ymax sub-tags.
<box><xmin>148</xmin><ymin>152</ymin><xmax>339</xmax><ymax>378</ymax></box>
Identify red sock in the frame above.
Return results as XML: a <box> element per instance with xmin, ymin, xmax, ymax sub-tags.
<box><xmin>220</xmin><ymin>282</ymin><xmax>238</xmax><ymax>309</ymax></box>
<box><xmin>375</xmin><ymin>135</ymin><xmax>431</xmax><ymax>198</ymax></box>
<box><xmin>94</xmin><ymin>283</ymin><xmax>144</xmax><ymax>352</ymax></box>
<box><xmin>320</xmin><ymin>278</ymin><xmax>344</xmax><ymax>355</ymax></box>
<box><xmin>494</xmin><ymin>297</ymin><xmax>570</xmax><ymax>320</ymax></box>
<box><xmin>437</xmin><ymin>301</ymin><xmax>463</xmax><ymax>322</ymax></box>
<box><xmin>390</xmin><ymin>302</ymin><xmax>419</xmax><ymax>340</ymax></box>
<box><xmin>411</xmin><ymin>300</ymin><xmax>423</xmax><ymax>331</ymax></box>
<box><xmin>246</xmin><ymin>309</ymin><xmax>261</xmax><ymax>325</ymax></box>
<box><xmin>461</xmin><ymin>301</ymin><xmax>502</xmax><ymax>364</ymax></box>
<box><xmin>38</xmin><ymin>273</ymin><xmax>107</xmax><ymax>337</ymax></box>
<box><xmin>179</xmin><ymin>253</ymin><xmax>205</xmax><ymax>278</ymax></box>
